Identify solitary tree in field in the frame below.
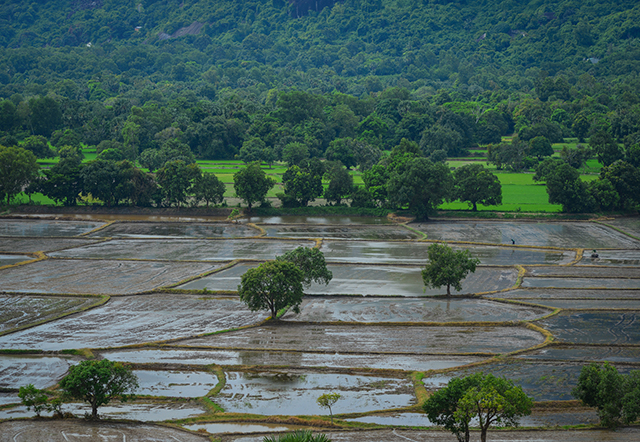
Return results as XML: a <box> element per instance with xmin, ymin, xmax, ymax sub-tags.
<box><xmin>233</xmin><ymin>162</ymin><xmax>277</xmax><ymax>210</ymax></box>
<box><xmin>453</xmin><ymin>164</ymin><xmax>502</xmax><ymax>211</ymax></box>
<box><xmin>317</xmin><ymin>392</ymin><xmax>341</xmax><ymax>424</ymax></box>
<box><xmin>59</xmin><ymin>359</ymin><xmax>138</xmax><ymax>419</ymax></box>
<box><xmin>276</xmin><ymin>247</ymin><xmax>333</xmax><ymax>288</ymax></box>
<box><xmin>422</xmin><ymin>243</ymin><xmax>480</xmax><ymax>295</ymax></box>
<box><xmin>238</xmin><ymin>260</ymin><xmax>304</xmax><ymax>319</ymax></box>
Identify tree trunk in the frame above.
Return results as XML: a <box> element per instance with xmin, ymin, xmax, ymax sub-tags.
<box><xmin>447</xmin><ymin>284</ymin><xmax>451</xmax><ymax>295</ymax></box>
<box><xmin>91</xmin><ymin>401</ymin><xmax>99</xmax><ymax>419</ymax></box>
<box><xmin>472</xmin><ymin>201</ymin><xmax>477</xmax><ymax>211</ymax></box>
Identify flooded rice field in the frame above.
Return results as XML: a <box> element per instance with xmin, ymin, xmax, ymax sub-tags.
<box><xmin>214</xmin><ymin>371</ymin><xmax>414</xmax><ymax>415</ymax></box>
<box><xmin>51</xmin><ymin>238</ymin><xmax>315</xmax><ymax>261</ymax></box>
<box><xmin>412</xmin><ymin>220</ymin><xmax>640</xmax><ymax>248</ymax></box>
<box><xmin>1</xmin><ymin>215</ymin><xmax>640</xmax><ymax>438</ymax></box>
<box><xmin>88</xmin><ymin>222</ymin><xmax>259</xmax><ymax>238</ymax></box>
<box><xmin>0</xmin><ymin>295</ymin><xmax>267</xmax><ymax>350</ymax></box>
<box><xmin>0</xmin><ymin>259</ymin><xmax>220</xmax><ymax>294</ymax></box>
<box><xmin>180</xmin><ymin>323</ymin><xmax>544</xmax><ymax>354</ymax></box>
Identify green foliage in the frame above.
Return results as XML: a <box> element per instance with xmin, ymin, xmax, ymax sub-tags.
<box><xmin>572</xmin><ymin>362</ymin><xmax>640</xmax><ymax>428</ymax></box>
<box><xmin>59</xmin><ymin>359</ymin><xmax>138</xmax><ymax>419</ymax></box>
<box><xmin>545</xmin><ymin>163</ymin><xmax>595</xmax><ymax>213</ymax></box>
<box><xmin>280</xmin><ymin>164</ymin><xmax>323</xmax><ymax>207</ymax></box>
<box><xmin>424</xmin><ymin>373</ymin><xmax>532</xmax><ymax>442</ymax></box>
<box><xmin>18</xmin><ymin>384</ymin><xmax>49</xmax><ymax>417</ymax></box>
<box><xmin>156</xmin><ymin>160</ymin><xmax>200</xmax><ymax>207</ymax></box>
<box><xmin>454</xmin><ymin>164</ymin><xmax>502</xmax><ymax>211</ymax></box>
<box><xmin>194</xmin><ymin>172</ymin><xmax>226</xmax><ymax>207</ymax></box>
<box><xmin>238</xmin><ymin>260</ymin><xmax>304</xmax><ymax>320</ymax></box>
<box><xmin>276</xmin><ymin>246</ymin><xmax>333</xmax><ymax>289</ymax></box>
<box><xmin>233</xmin><ymin>162</ymin><xmax>276</xmax><ymax>210</ymax></box>
<box><xmin>590</xmin><ymin>131</ymin><xmax>624</xmax><ymax>167</ymax></box>
<box><xmin>263</xmin><ymin>430</ymin><xmax>331</xmax><ymax>442</ymax></box>
<box><xmin>317</xmin><ymin>392</ymin><xmax>341</xmax><ymax>424</ymax></box>
<box><xmin>422</xmin><ymin>243</ymin><xmax>480</xmax><ymax>295</ymax></box>
<box><xmin>324</xmin><ymin>162</ymin><xmax>355</xmax><ymax>206</ymax></box>
<box><xmin>22</xmin><ymin>135</ymin><xmax>54</xmax><ymax>159</ymax></box>
<box><xmin>0</xmin><ymin>145</ymin><xmax>39</xmax><ymax>205</ymax></box>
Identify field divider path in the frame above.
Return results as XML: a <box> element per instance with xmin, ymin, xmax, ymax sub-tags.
<box><xmin>245</xmin><ymin>222</ymin><xmax>266</xmax><ymax>236</ymax></box>
<box><xmin>0</xmin><ymin>251</ymin><xmax>46</xmax><ymax>272</ymax></box>
<box><xmin>78</xmin><ymin>220</ymin><xmax>116</xmax><ymax>236</ymax></box>
<box><xmin>402</xmin><ymin>224</ymin><xmax>428</xmax><ymax>239</ymax></box>
<box><xmin>594</xmin><ymin>220</ymin><xmax>640</xmax><ymax>241</ymax></box>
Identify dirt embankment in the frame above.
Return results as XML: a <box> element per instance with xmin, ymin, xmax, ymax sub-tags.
<box><xmin>6</xmin><ymin>205</ymin><xmax>232</xmax><ymax>217</ymax></box>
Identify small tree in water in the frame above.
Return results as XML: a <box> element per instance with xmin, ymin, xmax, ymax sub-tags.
<box><xmin>422</xmin><ymin>243</ymin><xmax>480</xmax><ymax>295</ymax></box>
<box><xmin>317</xmin><ymin>392</ymin><xmax>341</xmax><ymax>424</ymax></box>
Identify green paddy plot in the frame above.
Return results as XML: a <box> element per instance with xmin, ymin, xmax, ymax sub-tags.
<box><xmin>602</xmin><ymin>217</ymin><xmax>640</xmax><ymax>239</ymax></box>
<box><xmin>51</xmin><ymin>239</ymin><xmax>314</xmax><ymax>261</ymax></box>
<box><xmin>320</xmin><ymin>241</ymin><xmax>574</xmax><ymax>265</ymax></box>
<box><xmin>181</xmin><ymin>263</ymin><xmax>517</xmax><ymax>296</ymax></box>
<box><xmin>135</xmin><ymin>370</ymin><xmax>218</xmax><ymax>397</ymax></box>
<box><xmin>0</xmin><ymin>259</ymin><xmax>220</xmax><ymax>295</ymax></box>
<box><xmin>101</xmin><ymin>348</ymin><xmax>483</xmax><ymax>372</ymax></box>
<box><xmin>0</xmin><ymin>219</ymin><xmax>105</xmax><ymax>237</ymax></box>
<box><xmin>487</xmin><ymin>288</ymin><xmax>640</xmax><ymax>300</ymax></box>
<box><xmin>0</xmin><ymin>254</ymin><xmax>32</xmax><ymax>266</ymax></box>
<box><xmin>88</xmin><ymin>222</ymin><xmax>259</xmax><ymax>238</ymax></box>
<box><xmin>262</xmin><ymin>225</ymin><xmax>418</xmax><ymax>240</ymax></box>
<box><xmin>247</xmin><ymin>216</ymin><xmax>391</xmax><ymax>225</ymax></box>
<box><xmin>0</xmin><ymin>420</ymin><xmax>209</xmax><ymax>441</ymax></box>
<box><xmin>0</xmin><ymin>237</ymin><xmax>101</xmax><ymax>253</ymax></box>
<box><xmin>526</xmin><ymin>266</ymin><xmax>640</xmax><ymax>278</ymax></box>
<box><xmin>213</xmin><ymin>371</ymin><xmax>415</xmax><ymax>416</ymax></box>
<box><xmin>0</xmin><ymin>294</ymin><xmax>102</xmax><ymax>334</ymax></box>
<box><xmin>412</xmin><ymin>221</ymin><xmax>640</xmax><ymax>248</ymax></box>
<box><xmin>519</xmin><ymin>346</ymin><xmax>640</xmax><ymax>364</ymax></box>
<box><xmin>283</xmin><ymin>297</ymin><xmax>549</xmax><ymax>323</ymax></box>
<box><xmin>578</xmin><ymin>250</ymin><xmax>640</xmax><ymax>266</ymax></box>
<box><xmin>522</xmin><ymin>277</ymin><xmax>640</xmax><ymax>289</ymax></box>
<box><xmin>0</xmin><ymin>295</ymin><xmax>267</xmax><ymax>350</ymax></box>
<box><xmin>538</xmin><ymin>311</ymin><xmax>640</xmax><ymax>345</ymax></box>
<box><xmin>180</xmin><ymin>323</ymin><xmax>544</xmax><ymax>355</ymax></box>
<box><xmin>0</xmin><ymin>355</ymin><xmax>75</xmax><ymax>389</ymax></box>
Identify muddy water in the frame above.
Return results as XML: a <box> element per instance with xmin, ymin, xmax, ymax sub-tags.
<box><xmin>181</xmin><ymin>323</ymin><xmax>544</xmax><ymax>354</ymax></box>
<box><xmin>0</xmin><ymin>355</ymin><xmax>74</xmax><ymax>389</ymax></box>
<box><xmin>0</xmin><ymin>259</ymin><xmax>220</xmax><ymax>295</ymax></box>
<box><xmin>487</xmin><ymin>288</ymin><xmax>640</xmax><ymax>300</ymax></box>
<box><xmin>321</xmin><ymin>241</ymin><xmax>573</xmax><ymax>265</ymax></box>
<box><xmin>0</xmin><ymin>254</ymin><xmax>31</xmax><ymax>266</ymax></box>
<box><xmin>0</xmin><ymin>295</ymin><xmax>267</xmax><ymax>350</ymax></box>
<box><xmin>184</xmin><ymin>423</ymin><xmax>302</xmax><ymax>435</ymax></box>
<box><xmin>12</xmin><ymin>213</ymin><xmax>229</xmax><ymax>222</ymax></box>
<box><xmin>527</xmin><ymin>266</ymin><xmax>640</xmax><ymax>278</ymax></box>
<box><xmin>262</xmin><ymin>225</ymin><xmax>417</xmax><ymax>240</ymax></box>
<box><xmin>538</xmin><ymin>311</ymin><xmax>640</xmax><ymax>345</ymax></box>
<box><xmin>284</xmin><ymin>297</ymin><xmax>549</xmax><ymax>323</ymax></box>
<box><xmin>0</xmin><ymin>237</ymin><xmax>100</xmax><ymax>253</ymax></box>
<box><xmin>0</xmin><ymin>219</ymin><xmax>104</xmax><ymax>237</ymax></box>
<box><xmin>528</xmin><ymin>299</ymin><xmax>640</xmax><ymax>309</ymax></box>
<box><xmin>604</xmin><ymin>217</ymin><xmax>640</xmax><ymax>238</ymax></box>
<box><xmin>101</xmin><ymin>348</ymin><xmax>483</xmax><ymax>372</ymax></box>
<box><xmin>246</xmin><ymin>216</ymin><xmax>391</xmax><ymax>225</ymax></box>
<box><xmin>214</xmin><ymin>371</ymin><xmax>414</xmax><ymax>415</ymax></box>
<box><xmin>52</xmin><ymin>239</ymin><xmax>315</xmax><ymax>261</ymax></box>
<box><xmin>578</xmin><ymin>249</ymin><xmax>640</xmax><ymax>266</ymax></box>
<box><xmin>89</xmin><ymin>222</ymin><xmax>258</xmax><ymax>238</ymax></box>
<box><xmin>519</xmin><ymin>346</ymin><xmax>640</xmax><ymax>363</ymax></box>
<box><xmin>0</xmin><ymin>392</ymin><xmax>19</xmax><ymax>405</ymax></box>
<box><xmin>413</xmin><ymin>221</ymin><xmax>640</xmax><ymax>248</ymax></box>
<box><xmin>522</xmin><ymin>277</ymin><xmax>640</xmax><ymax>289</ymax></box>
<box><xmin>135</xmin><ymin>370</ymin><xmax>218</xmax><ymax>397</ymax></box>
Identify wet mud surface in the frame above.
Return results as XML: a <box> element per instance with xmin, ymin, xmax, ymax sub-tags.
<box><xmin>522</xmin><ymin>276</ymin><xmax>640</xmax><ymax>289</ymax></box>
<box><xmin>0</xmin><ymin>237</ymin><xmax>101</xmax><ymax>253</ymax></box>
<box><xmin>181</xmin><ymin>323</ymin><xmax>544</xmax><ymax>354</ymax></box>
<box><xmin>51</xmin><ymin>239</ymin><xmax>314</xmax><ymax>261</ymax></box>
<box><xmin>488</xmin><ymin>288</ymin><xmax>640</xmax><ymax>300</ymax></box>
<box><xmin>0</xmin><ymin>294</ymin><xmax>101</xmax><ymax>333</ymax></box>
<box><xmin>578</xmin><ymin>249</ymin><xmax>640</xmax><ymax>266</ymax></box>
<box><xmin>519</xmin><ymin>345</ymin><xmax>640</xmax><ymax>363</ymax></box>
<box><xmin>321</xmin><ymin>241</ymin><xmax>574</xmax><ymax>265</ymax></box>
<box><xmin>283</xmin><ymin>297</ymin><xmax>549</xmax><ymax>323</ymax></box>
<box><xmin>526</xmin><ymin>266</ymin><xmax>640</xmax><ymax>278</ymax></box>
<box><xmin>0</xmin><ymin>259</ymin><xmax>220</xmax><ymax>294</ymax></box>
<box><xmin>246</xmin><ymin>216</ymin><xmax>390</xmax><ymax>225</ymax></box>
<box><xmin>136</xmin><ymin>369</ymin><xmax>218</xmax><ymax>397</ymax></box>
<box><xmin>0</xmin><ymin>355</ymin><xmax>74</xmax><ymax>389</ymax></box>
<box><xmin>0</xmin><ymin>420</ymin><xmax>209</xmax><ymax>442</ymax></box>
<box><xmin>538</xmin><ymin>311</ymin><xmax>640</xmax><ymax>344</ymax></box>
<box><xmin>0</xmin><ymin>295</ymin><xmax>267</xmax><ymax>350</ymax></box>
<box><xmin>0</xmin><ymin>254</ymin><xmax>32</xmax><ymax>266</ymax></box>
<box><xmin>412</xmin><ymin>221</ymin><xmax>640</xmax><ymax>248</ymax></box>
<box><xmin>603</xmin><ymin>217</ymin><xmax>640</xmax><ymax>238</ymax></box>
<box><xmin>0</xmin><ymin>219</ymin><xmax>104</xmax><ymax>237</ymax></box>
<box><xmin>215</xmin><ymin>371</ymin><xmax>415</xmax><ymax>415</ymax></box>
<box><xmin>263</xmin><ymin>225</ymin><xmax>418</xmax><ymax>240</ymax></box>
<box><xmin>88</xmin><ymin>222</ymin><xmax>259</xmax><ymax>238</ymax></box>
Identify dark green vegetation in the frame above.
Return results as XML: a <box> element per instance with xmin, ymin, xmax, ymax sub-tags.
<box><xmin>422</xmin><ymin>243</ymin><xmax>480</xmax><ymax>295</ymax></box>
<box><xmin>263</xmin><ymin>431</ymin><xmax>331</xmax><ymax>442</ymax></box>
<box><xmin>572</xmin><ymin>362</ymin><xmax>640</xmax><ymax>428</ymax></box>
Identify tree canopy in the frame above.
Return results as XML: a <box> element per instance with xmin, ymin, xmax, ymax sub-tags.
<box><xmin>422</xmin><ymin>243</ymin><xmax>480</xmax><ymax>295</ymax></box>
<box><xmin>276</xmin><ymin>246</ymin><xmax>333</xmax><ymax>288</ymax></box>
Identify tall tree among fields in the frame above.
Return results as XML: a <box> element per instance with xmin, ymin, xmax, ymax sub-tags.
<box><xmin>453</xmin><ymin>164</ymin><xmax>502</xmax><ymax>211</ymax></box>
<box><xmin>0</xmin><ymin>145</ymin><xmax>39</xmax><ymax>205</ymax></box>
<box><xmin>233</xmin><ymin>162</ymin><xmax>277</xmax><ymax>210</ymax></box>
<box><xmin>422</xmin><ymin>243</ymin><xmax>480</xmax><ymax>295</ymax></box>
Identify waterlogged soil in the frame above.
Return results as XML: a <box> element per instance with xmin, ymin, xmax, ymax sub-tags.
<box><xmin>0</xmin><ymin>254</ymin><xmax>31</xmax><ymax>266</ymax></box>
<box><xmin>101</xmin><ymin>348</ymin><xmax>483</xmax><ymax>372</ymax></box>
<box><xmin>262</xmin><ymin>225</ymin><xmax>419</xmax><ymax>240</ymax></box>
<box><xmin>0</xmin><ymin>219</ymin><xmax>104</xmax><ymax>237</ymax></box>
<box><xmin>578</xmin><ymin>250</ymin><xmax>640</xmax><ymax>266</ymax></box>
<box><xmin>526</xmin><ymin>266</ymin><xmax>640</xmax><ymax>278</ymax></box>
<box><xmin>538</xmin><ymin>311</ymin><xmax>640</xmax><ymax>344</ymax></box>
<box><xmin>214</xmin><ymin>371</ymin><xmax>414</xmax><ymax>415</ymax></box>
<box><xmin>519</xmin><ymin>346</ymin><xmax>640</xmax><ymax>363</ymax></box>
<box><xmin>246</xmin><ymin>216</ymin><xmax>391</xmax><ymax>225</ymax></box>
<box><xmin>0</xmin><ymin>420</ymin><xmax>209</xmax><ymax>442</ymax></box>
<box><xmin>184</xmin><ymin>422</ymin><xmax>303</xmax><ymax>435</ymax></box>
<box><xmin>181</xmin><ymin>323</ymin><xmax>544</xmax><ymax>355</ymax></box>
<box><xmin>135</xmin><ymin>370</ymin><xmax>218</xmax><ymax>397</ymax></box>
<box><xmin>220</xmin><ymin>428</ymin><xmax>640</xmax><ymax>442</ymax></box>
<box><xmin>88</xmin><ymin>222</ymin><xmax>259</xmax><ymax>238</ymax></box>
<box><xmin>320</xmin><ymin>241</ymin><xmax>573</xmax><ymax>265</ymax></box>
<box><xmin>487</xmin><ymin>288</ymin><xmax>640</xmax><ymax>300</ymax></box>
<box><xmin>0</xmin><ymin>295</ymin><xmax>101</xmax><ymax>333</ymax></box>
<box><xmin>51</xmin><ymin>239</ymin><xmax>314</xmax><ymax>261</ymax></box>
<box><xmin>0</xmin><ymin>355</ymin><xmax>74</xmax><ymax>389</ymax></box>
<box><xmin>522</xmin><ymin>277</ymin><xmax>640</xmax><ymax>289</ymax></box>
<box><xmin>0</xmin><ymin>295</ymin><xmax>267</xmax><ymax>350</ymax></box>
<box><xmin>412</xmin><ymin>221</ymin><xmax>640</xmax><ymax>249</ymax></box>
<box><xmin>0</xmin><ymin>259</ymin><xmax>220</xmax><ymax>295</ymax></box>
<box><xmin>0</xmin><ymin>237</ymin><xmax>101</xmax><ymax>253</ymax></box>
<box><xmin>63</xmin><ymin>401</ymin><xmax>207</xmax><ymax>421</ymax></box>
<box><xmin>603</xmin><ymin>217</ymin><xmax>640</xmax><ymax>238</ymax></box>
<box><xmin>0</xmin><ymin>392</ymin><xmax>18</xmax><ymax>405</ymax></box>
<box><xmin>526</xmin><ymin>299</ymin><xmax>640</xmax><ymax>309</ymax></box>
<box><xmin>178</xmin><ymin>262</ymin><xmax>258</xmax><ymax>291</ymax></box>
<box><xmin>282</xmin><ymin>297</ymin><xmax>549</xmax><ymax>323</ymax></box>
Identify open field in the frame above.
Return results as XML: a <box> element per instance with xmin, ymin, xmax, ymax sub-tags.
<box><xmin>1</xmin><ymin>215</ymin><xmax>639</xmax><ymax>439</ymax></box>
